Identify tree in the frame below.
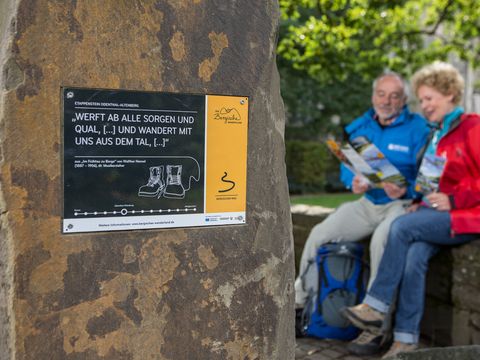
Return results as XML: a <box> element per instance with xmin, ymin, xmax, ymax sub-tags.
<box><xmin>278</xmin><ymin>0</ymin><xmax>480</xmax><ymax>135</ymax></box>
<box><xmin>279</xmin><ymin>0</ymin><xmax>480</xmax><ymax>82</ymax></box>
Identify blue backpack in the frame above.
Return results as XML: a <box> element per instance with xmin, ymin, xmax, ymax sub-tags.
<box><xmin>298</xmin><ymin>242</ymin><xmax>369</xmax><ymax>340</ymax></box>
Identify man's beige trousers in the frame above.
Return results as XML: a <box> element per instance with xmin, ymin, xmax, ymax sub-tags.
<box><xmin>295</xmin><ymin>196</ymin><xmax>410</xmax><ymax>305</ymax></box>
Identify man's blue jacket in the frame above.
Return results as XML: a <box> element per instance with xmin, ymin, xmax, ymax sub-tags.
<box><xmin>341</xmin><ymin>106</ymin><xmax>429</xmax><ymax>205</ymax></box>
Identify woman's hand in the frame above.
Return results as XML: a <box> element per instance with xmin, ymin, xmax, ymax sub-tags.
<box><xmin>426</xmin><ymin>192</ymin><xmax>451</xmax><ymax>211</ymax></box>
<box><xmin>406</xmin><ymin>203</ymin><xmax>421</xmax><ymax>213</ymax></box>
<box><xmin>352</xmin><ymin>175</ymin><xmax>370</xmax><ymax>194</ymax></box>
<box><xmin>382</xmin><ymin>182</ymin><xmax>407</xmax><ymax>199</ymax></box>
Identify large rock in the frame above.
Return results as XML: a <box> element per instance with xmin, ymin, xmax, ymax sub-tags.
<box><xmin>0</xmin><ymin>1</ymin><xmax>294</xmax><ymax>359</ymax></box>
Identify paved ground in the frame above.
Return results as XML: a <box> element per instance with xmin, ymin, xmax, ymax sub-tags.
<box><xmin>295</xmin><ymin>337</ymin><xmax>384</xmax><ymax>360</ymax></box>
<box><xmin>296</xmin><ymin>337</ymin><xmax>431</xmax><ymax>360</ymax></box>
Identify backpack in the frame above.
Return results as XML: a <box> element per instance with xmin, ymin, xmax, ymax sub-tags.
<box><xmin>297</xmin><ymin>242</ymin><xmax>369</xmax><ymax>340</ymax></box>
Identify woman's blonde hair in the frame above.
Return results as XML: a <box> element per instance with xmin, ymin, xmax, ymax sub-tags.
<box><xmin>411</xmin><ymin>61</ymin><xmax>464</xmax><ymax>105</ymax></box>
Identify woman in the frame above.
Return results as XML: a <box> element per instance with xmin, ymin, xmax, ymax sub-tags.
<box><xmin>342</xmin><ymin>61</ymin><xmax>480</xmax><ymax>359</ymax></box>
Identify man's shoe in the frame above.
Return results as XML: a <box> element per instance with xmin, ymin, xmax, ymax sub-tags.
<box><xmin>295</xmin><ymin>307</ymin><xmax>306</xmax><ymax>338</ymax></box>
<box><xmin>382</xmin><ymin>341</ymin><xmax>418</xmax><ymax>359</ymax></box>
<box><xmin>347</xmin><ymin>330</ymin><xmax>388</xmax><ymax>356</ymax></box>
<box><xmin>341</xmin><ymin>304</ymin><xmax>385</xmax><ymax>335</ymax></box>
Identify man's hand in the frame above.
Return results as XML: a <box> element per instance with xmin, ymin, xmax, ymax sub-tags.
<box><xmin>382</xmin><ymin>182</ymin><xmax>407</xmax><ymax>199</ymax></box>
<box><xmin>426</xmin><ymin>192</ymin><xmax>451</xmax><ymax>211</ymax></box>
<box><xmin>352</xmin><ymin>175</ymin><xmax>370</xmax><ymax>194</ymax></box>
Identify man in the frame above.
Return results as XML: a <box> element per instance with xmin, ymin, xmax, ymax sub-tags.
<box><xmin>295</xmin><ymin>72</ymin><xmax>429</xmax><ymax>355</ymax></box>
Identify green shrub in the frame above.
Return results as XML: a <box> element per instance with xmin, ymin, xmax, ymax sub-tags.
<box><xmin>285</xmin><ymin>140</ymin><xmax>340</xmax><ymax>194</ymax></box>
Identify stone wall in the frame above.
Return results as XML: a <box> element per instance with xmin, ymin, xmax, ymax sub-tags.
<box><xmin>389</xmin><ymin>345</ymin><xmax>480</xmax><ymax>360</ymax></box>
<box><xmin>0</xmin><ymin>1</ymin><xmax>294</xmax><ymax>359</ymax></box>
<box><xmin>290</xmin><ymin>204</ymin><xmax>333</xmax><ymax>276</ymax></box>
<box><xmin>422</xmin><ymin>240</ymin><xmax>480</xmax><ymax>346</ymax></box>
<box><xmin>291</xmin><ymin>205</ymin><xmax>480</xmax><ymax>346</ymax></box>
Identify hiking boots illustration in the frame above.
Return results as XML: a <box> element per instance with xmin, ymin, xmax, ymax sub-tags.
<box><xmin>138</xmin><ymin>166</ymin><xmax>165</xmax><ymax>197</ymax></box>
<box><xmin>138</xmin><ymin>165</ymin><xmax>186</xmax><ymax>199</ymax></box>
<box><xmin>163</xmin><ymin>165</ymin><xmax>186</xmax><ymax>199</ymax></box>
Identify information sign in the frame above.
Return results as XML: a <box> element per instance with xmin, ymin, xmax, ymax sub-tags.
<box><xmin>62</xmin><ymin>88</ymin><xmax>248</xmax><ymax>233</ymax></box>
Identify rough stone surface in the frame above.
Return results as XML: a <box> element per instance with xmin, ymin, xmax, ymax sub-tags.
<box><xmin>1</xmin><ymin>2</ymin><xmax>17</xmax><ymax>359</ymax></box>
<box><xmin>0</xmin><ymin>1</ymin><xmax>294</xmax><ymax>359</ymax></box>
<box><xmin>388</xmin><ymin>345</ymin><xmax>480</xmax><ymax>360</ymax></box>
<box><xmin>422</xmin><ymin>240</ymin><xmax>480</xmax><ymax>346</ymax></box>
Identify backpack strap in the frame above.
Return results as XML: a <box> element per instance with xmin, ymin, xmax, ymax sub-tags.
<box><xmin>300</xmin><ymin>258</ymin><xmax>316</xmax><ymax>292</ymax></box>
<box><xmin>316</xmin><ymin>256</ymin><xmax>326</xmax><ymax>315</ymax></box>
<box><xmin>302</xmin><ymin>288</ymin><xmax>316</xmax><ymax>330</ymax></box>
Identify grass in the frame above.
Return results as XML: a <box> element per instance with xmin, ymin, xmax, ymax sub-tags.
<box><xmin>290</xmin><ymin>192</ymin><xmax>361</xmax><ymax>208</ymax></box>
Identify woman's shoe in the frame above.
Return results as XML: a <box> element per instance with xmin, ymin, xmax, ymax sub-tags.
<box><xmin>341</xmin><ymin>303</ymin><xmax>385</xmax><ymax>335</ymax></box>
<box><xmin>382</xmin><ymin>341</ymin><xmax>418</xmax><ymax>359</ymax></box>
